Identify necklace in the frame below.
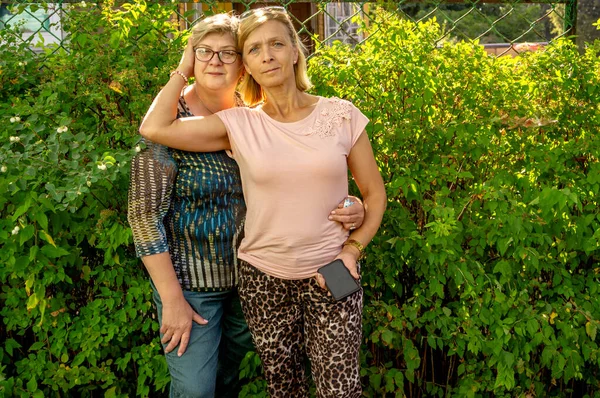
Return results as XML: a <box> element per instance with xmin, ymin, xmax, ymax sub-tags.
<box><xmin>191</xmin><ymin>85</ymin><xmax>218</xmax><ymax>115</ymax></box>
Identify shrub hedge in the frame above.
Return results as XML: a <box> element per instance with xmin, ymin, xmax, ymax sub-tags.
<box><xmin>309</xmin><ymin>13</ymin><xmax>600</xmax><ymax>397</ymax></box>
<box><xmin>0</xmin><ymin>2</ymin><xmax>599</xmax><ymax>397</ymax></box>
<box><xmin>0</xmin><ymin>2</ymin><xmax>181</xmax><ymax>396</ymax></box>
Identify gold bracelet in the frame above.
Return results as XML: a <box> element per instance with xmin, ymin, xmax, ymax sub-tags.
<box><xmin>343</xmin><ymin>239</ymin><xmax>365</xmax><ymax>260</ymax></box>
<box><xmin>169</xmin><ymin>70</ymin><xmax>188</xmax><ymax>85</ymax></box>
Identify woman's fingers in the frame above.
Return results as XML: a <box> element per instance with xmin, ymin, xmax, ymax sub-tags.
<box><xmin>160</xmin><ymin>303</ymin><xmax>207</xmax><ymax>355</ymax></box>
<box><xmin>177</xmin><ymin>332</ymin><xmax>190</xmax><ymax>357</ymax></box>
<box><xmin>315</xmin><ymin>273</ymin><xmax>327</xmax><ymax>290</ymax></box>
<box><xmin>329</xmin><ymin>197</ymin><xmax>365</xmax><ymax>230</ymax></box>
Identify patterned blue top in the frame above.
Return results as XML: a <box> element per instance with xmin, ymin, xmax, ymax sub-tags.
<box><xmin>127</xmin><ymin>98</ymin><xmax>245</xmax><ymax>290</ymax></box>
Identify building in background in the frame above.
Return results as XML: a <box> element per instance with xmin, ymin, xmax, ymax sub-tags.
<box><xmin>2</xmin><ymin>1</ymin><xmax>591</xmax><ymax>57</ymax></box>
<box><xmin>0</xmin><ymin>3</ymin><xmax>64</xmax><ymax>49</ymax></box>
<box><xmin>576</xmin><ymin>0</ymin><xmax>600</xmax><ymax>49</ymax></box>
<box><xmin>178</xmin><ymin>2</ymin><xmax>365</xmax><ymax>51</ymax></box>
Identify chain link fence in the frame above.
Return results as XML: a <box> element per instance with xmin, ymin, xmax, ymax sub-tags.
<box><xmin>0</xmin><ymin>0</ymin><xmax>580</xmax><ymax>59</ymax></box>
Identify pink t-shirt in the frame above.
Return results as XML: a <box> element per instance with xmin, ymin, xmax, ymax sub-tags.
<box><xmin>216</xmin><ymin>97</ymin><xmax>368</xmax><ymax>279</ymax></box>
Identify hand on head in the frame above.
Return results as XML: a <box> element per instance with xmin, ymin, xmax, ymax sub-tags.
<box><xmin>177</xmin><ymin>36</ymin><xmax>196</xmax><ymax>79</ymax></box>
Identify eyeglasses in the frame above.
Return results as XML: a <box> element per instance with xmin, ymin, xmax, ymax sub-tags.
<box><xmin>194</xmin><ymin>48</ymin><xmax>240</xmax><ymax>64</ymax></box>
<box><xmin>240</xmin><ymin>6</ymin><xmax>287</xmax><ymax>20</ymax></box>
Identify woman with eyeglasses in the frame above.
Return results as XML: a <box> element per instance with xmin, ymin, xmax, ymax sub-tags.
<box><xmin>128</xmin><ymin>13</ymin><xmax>365</xmax><ymax>398</ymax></box>
<box><xmin>138</xmin><ymin>7</ymin><xmax>385</xmax><ymax>397</ymax></box>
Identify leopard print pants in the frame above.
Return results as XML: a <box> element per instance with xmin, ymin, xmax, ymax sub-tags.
<box><xmin>238</xmin><ymin>261</ymin><xmax>363</xmax><ymax>398</ymax></box>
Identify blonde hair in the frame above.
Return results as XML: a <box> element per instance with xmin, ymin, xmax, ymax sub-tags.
<box><xmin>190</xmin><ymin>13</ymin><xmax>239</xmax><ymax>48</ymax></box>
<box><xmin>237</xmin><ymin>8</ymin><xmax>312</xmax><ymax>106</ymax></box>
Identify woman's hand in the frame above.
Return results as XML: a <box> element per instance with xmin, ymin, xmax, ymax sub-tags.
<box><xmin>328</xmin><ymin>196</ymin><xmax>365</xmax><ymax>230</ymax></box>
<box><xmin>160</xmin><ymin>295</ymin><xmax>207</xmax><ymax>357</ymax></box>
<box><xmin>315</xmin><ymin>246</ymin><xmax>360</xmax><ymax>291</ymax></box>
<box><xmin>177</xmin><ymin>36</ymin><xmax>196</xmax><ymax>79</ymax></box>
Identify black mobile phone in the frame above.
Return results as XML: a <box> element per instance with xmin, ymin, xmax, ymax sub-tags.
<box><xmin>317</xmin><ymin>259</ymin><xmax>360</xmax><ymax>301</ymax></box>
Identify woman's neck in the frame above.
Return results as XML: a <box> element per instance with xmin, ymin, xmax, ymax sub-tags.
<box><xmin>262</xmin><ymin>86</ymin><xmax>317</xmax><ymax>122</ymax></box>
<box><xmin>184</xmin><ymin>84</ymin><xmax>237</xmax><ymax>116</ymax></box>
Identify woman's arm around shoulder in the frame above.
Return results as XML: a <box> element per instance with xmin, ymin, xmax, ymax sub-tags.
<box><xmin>140</xmin><ymin>111</ymin><xmax>229</xmax><ymax>152</ymax></box>
<box><xmin>138</xmin><ymin>38</ymin><xmax>230</xmax><ymax>152</ymax></box>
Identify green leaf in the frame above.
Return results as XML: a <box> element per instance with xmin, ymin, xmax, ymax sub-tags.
<box><xmin>381</xmin><ymin>330</ymin><xmax>395</xmax><ymax>346</ymax></box>
<box><xmin>72</xmin><ymin>352</ymin><xmax>86</xmax><ymax>367</ymax></box>
<box><xmin>40</xmin><ymin>245</ymin><xmax>70</xmax><ymax>258</ymax></box>
<box><xmin>497</xmin><ymin>237</ymin><xmax>513</xmax><ymax>256</ymax></box>
<box><xmin>5</xmin><ymin>339</ymin><xmax>22</xmax><ymax>356</ymax></box>
<box><xmin>25</xmin><ymin>274</ymin><xmax>34</xmax><ymax>296</ymax></box>
<box><xmin>586</xmin><ymin>321</ymin><xmax>597</xmax><ymax>341</ymax></box>
<box><xmin>33</xmin><ymin>212</ymin><xmax>49</xmax><ymax>230</ymax></box>
<box><xmin>19</xmin><ymin>225</ymin><xmax>35</xmax><ymax>245</ymax></box>
<box><xmin>39</xmin><ymin>230</ymin><xmax>56</xmax><ymax>247</ymax></box>
<box><xmin>27</xmin><ymin>293</ymin><xmax>40</xmax><ymax>310</ymax></box>
<box><xmin>553</xmin><ymin>353</ymin><xmax>566</xmax><ymax>373</ymax></box>
<box><xmin>27</xmin><ymin>377</ymin><xmax>38</xmax><ymax>392</ymax></box>
<box><xmin>12</xmin><ymin>194</ymin><xmax>32</xmax><ymax>221</ymax></box>
<box><xmin>526</xmin><ymin>318</ymin><xmax>539</xmax><ymax>336</ymax></box>
<box><xmin>369</xmin><ymin>373</ymin><xmax>382</xmax><ymax>389</ymax></box>
<box><xmin>29</xmin><ymin>341</ymin><xmax>45</xmax><ymax>351</ymax></box>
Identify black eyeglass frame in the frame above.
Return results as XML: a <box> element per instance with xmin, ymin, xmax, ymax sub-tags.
<box><xmin>194</xmin><ymin>48</ymin><xmax>241</xmax><ymax>64</ymax></box>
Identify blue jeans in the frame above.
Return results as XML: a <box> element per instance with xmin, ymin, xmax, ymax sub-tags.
<box><xmin>153</xmin><ymin>286</ymin><xmax>254</xmax><ymax>398</ymax></box>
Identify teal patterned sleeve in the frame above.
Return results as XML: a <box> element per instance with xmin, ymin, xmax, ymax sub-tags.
<box><xmin>127</xmin><ymin>138</ymin><xmax>177</xmax><ymax>257</ymax></box>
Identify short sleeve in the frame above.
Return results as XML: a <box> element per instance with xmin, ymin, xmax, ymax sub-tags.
<box><xmin>346</xmin><ymin>100</ymin><xmax>369</xmax><ymax>147</ymax></box>
<box><xmin>215</xmin><ymin>107</ymin><xmax>251</xmax><ymax>158</ymax></box>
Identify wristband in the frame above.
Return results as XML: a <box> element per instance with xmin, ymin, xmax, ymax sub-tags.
<box><xmin>343</xmin><ymin>239</ymin><xmax>365</xmax><ymax>260</ymax></box>
<box><xmin>169</xmin><ymin>70</ymin><xmax>188</xmax><ymax>85</ymax></box>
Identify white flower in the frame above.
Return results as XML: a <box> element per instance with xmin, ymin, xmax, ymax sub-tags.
<box><xmin>1</xmin><ymin>165</ymin><xmax>7</xmax><ymax>173</ymax></box>
<box><xmin>135</xmin><ymin>145</ymin><xmax>141</xmax><ymax>153</ymax></box>
<box><xmin>97</xmin><ymin>164</ymin><xmax>107</xmax><ymax>171</ymax></box>
<box><xmin>86</xmin><ymin>180</ymin><xmax>92</xmax><ymax>187</ymax></box>
<box><xmin>11</xmin><ymin>226</ymin><xmax>20</xmax><ymax>235</ymax></box>
<box><xmin>9</xmin><ymin>136</ymin><xmax>20</xmax><ymax>143</ymax></box>
<box><xmin>80</xmin><ymin>1</ymin><xmax>87</xmax><ymax>7</ymax></box>
<box><xmin>57</xmin><ymin>126</ymin><xmax>68</xmax><ymax>133</ymax></box>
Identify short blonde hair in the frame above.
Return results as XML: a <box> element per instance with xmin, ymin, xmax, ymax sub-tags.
<box><xmin>191</xmin><ymin>13</ymin><xmax>239</xmax><ymax>48</ymax></box>
<box><xmin>237</xmin><ymin>8</ymin><xmax>312</xmax><ymax>106</ymax></box>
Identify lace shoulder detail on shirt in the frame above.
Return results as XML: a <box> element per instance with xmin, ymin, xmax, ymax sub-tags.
<box><xmin>309</xmin><ymin>97</ymin><xmax>353</xmax><ymax>138</ymax></box>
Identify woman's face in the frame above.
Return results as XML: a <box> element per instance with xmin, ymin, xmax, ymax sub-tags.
<box><xmin>242</xmin><ymin>20</ymin><xmax>298</xmax><ymax>88</ymax></box>
<box><xmin>193</xmin><ymin>32</ymin><xmax>242</xmax><ymax>92</ymax></box>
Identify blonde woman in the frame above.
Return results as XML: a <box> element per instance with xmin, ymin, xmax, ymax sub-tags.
<box><xmin>129</xmin><ymin>13</ymin><xmax>364</xmax><ymax>398</ymax></box>
<box><xmin>138</xmin><ymin>8</ymin><xmax>384</xmax><ymax>397</ymax></box>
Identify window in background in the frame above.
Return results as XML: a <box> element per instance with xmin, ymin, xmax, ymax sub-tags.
<box><xmin>324</xmin><ymin>2</ymin><xmax>364</xmax><ymax>45</ymax></box>
<box><xmin>0</xmin><ymin>3</ymin><xmax>64</xmax><ymax>50</ymax></box>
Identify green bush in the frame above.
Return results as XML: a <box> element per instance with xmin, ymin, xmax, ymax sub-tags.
<box><xmin>0</xmin><ymin>2</ymin><xmax>183</xmax><ymax>396</ymax></box>
<box><xmin>1</xmin><ymin>1</ymin><xmax>599</xmax><ymax>397</ymax></box>
<box><xmin>309</xmin><ymin>11</ymin><xmax>600</xmax><ymax>397</ymax></box>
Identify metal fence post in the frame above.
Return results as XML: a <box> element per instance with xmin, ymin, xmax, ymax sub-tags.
<box><xmin>564</xmin><ymin>0</ymin><xmax>578</xmax><ymax>38</ymax></box>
